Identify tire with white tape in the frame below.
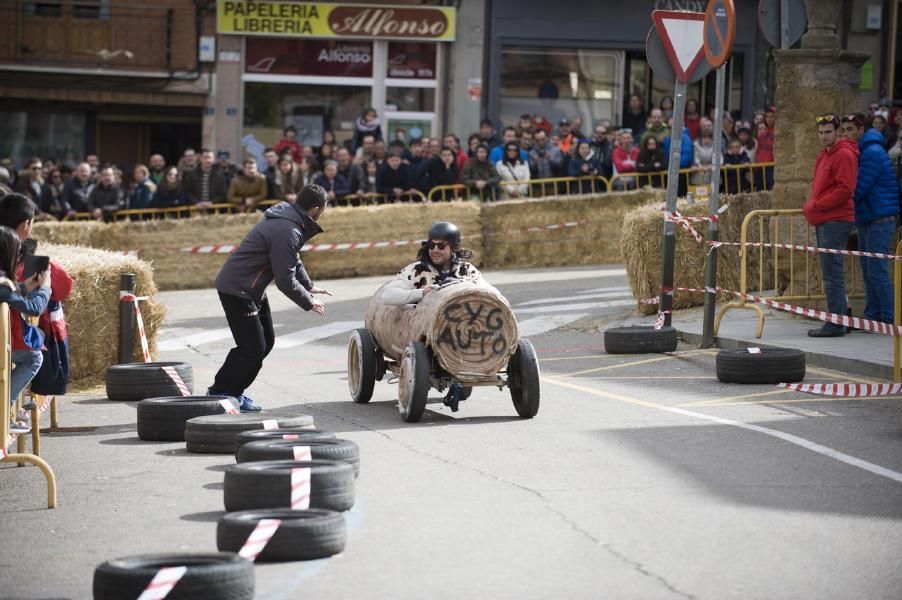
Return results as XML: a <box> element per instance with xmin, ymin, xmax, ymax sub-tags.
<box><xmin>92</xmin><ymin>552</ymin><xmax>253</xmax><ymax>600</ymax></box>
<box><xmin>233</xmin><ymin>429</ymin><xmax>335</xmax><ymax>459</ymax></box>
<box><xmin>224</xmin><ymin>460</ymin><xmax>355</xmax><ymax>512</ymax></box>
<box><xmin>603</xmin><ymin>326</ymin><xmax>678</xmax><ymax>354</ymax></box>
<box><xmin>105</xmin><ymin>362</ymin><xmax>194</xmax><ymax>402</ymax></box>
<box><xmin>715</xmin><ymin>347</ymin><xmax>806</xmax><ymax>384</ymax></box>
<box><xmin>216</xmin><ymin>509</ymin><xmax>346</xmax><ymax>562</ymax></box>
<box><xmin>237</xmin><ymin>439</ymin><xmax>360</xmax><ymax>477</ymax></box>
<box><xmin>185</xmin><ymin>414</ymin><xmax>315</xmax><ymax>454</ymax></box>
<box><xmin>137</xmin><ymin>396</ymin><xmax>237</xmax><ymax>441</ymax></box>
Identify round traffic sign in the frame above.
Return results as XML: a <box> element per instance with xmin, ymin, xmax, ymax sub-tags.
<box><xmin>757</xmin><ymin>0</ymin><xmax>807</xmax><ymax>48</ymax></box>
<box><xmin>646</xmin><ymin>26</ymin><xmax>713</xmax><ymax>86</ymax></box>
<box><xmin>704</xmin><ymin>0</ymin><xmax>735</xmax><ymax>68</ymax></box>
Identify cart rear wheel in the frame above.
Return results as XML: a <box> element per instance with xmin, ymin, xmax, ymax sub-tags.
<box><xmin>348</xmin><ymin>329</ymin><xmax>377</xmax><ymax>404</ymax></box>
<box><xmin>398</xmin><ymin>341</ymin><xmax>430</xmax><ymax>423</ymax></box>
<box><xmin>509</xmin><ymin>338</ymin><xmax>540</xmax><ymax>418</ymax></box>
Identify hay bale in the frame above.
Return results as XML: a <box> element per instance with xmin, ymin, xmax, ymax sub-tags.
<box><xmin>621</xmin><ymin>191</ymin><xmax>774</xmax><ymax>314</ymax></box>
<box><xmin>41</xmin><ymin>243</ymin><xmax>166</xmax><ymax>385</ymax></box>
<box><xmin>481</xmin><ymin>189</ymin><xmax>665</xmax><ymax>269</ymax></box>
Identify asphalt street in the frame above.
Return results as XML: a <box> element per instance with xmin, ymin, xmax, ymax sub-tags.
<box><xmin>2</xmin><ymin>265</ymin><xmax>901</xmax><ymax>600</ymax></box>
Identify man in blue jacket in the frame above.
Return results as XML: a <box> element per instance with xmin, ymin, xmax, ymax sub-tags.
<box><xmin>841</xmin><ymin>113</ymin><xmax>900</xmax><ymax>325</ymax></box>
<box><xmin>209</xmin><ymin>184</ymin><xmax>332</xmax><ymax>411</ymax></box>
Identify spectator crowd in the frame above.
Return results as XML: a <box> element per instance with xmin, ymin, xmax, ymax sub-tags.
<box><xmin>1</xmin><ymin>98</ymin><xmax>901</xmax><ymax>221</ymax></box>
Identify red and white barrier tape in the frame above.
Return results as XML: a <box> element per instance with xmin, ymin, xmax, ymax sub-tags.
<box><xmin>291</xmin><ymin>467</ymin><xmax>311</xmax><ymax>510</ymax></box>
<box><xmin>654</xmin><ymin>311</ymin><xmax>668</xmax><ymax>329</ymax></box>
<box><xmin>136</xmin><ymin>566</ymin><xmax>188</xmax><ymax>600</ymax></box>
<box><xmin>665</xmin><ymin>211</ymin><xmax>704</xmax><ymax>243</ymax></box>
<box><xmin>181</xmin><ymin>219</ymin><xmax>594</xmax><ymax>255</ymax></box>
<box><xmin>292</xmin><ymin>445</ymin><xmax>312</xmax><ymax>461</ymax></box>
<box><xmin>640</xmin><ymin>286</ymin><xmax>901</xmax><ymax>336</ymax></box>
<box><xmin>161</xmin><ymin>367</ymin><xmax>190</xmax><ymax>397</ymax></box>
<box><xmin>238</xmin><ymin>518</ymin><xmax>282</xmax><ymax>562</ymax></box>
<box><xmin>777</xmin><ymin>382</ymin><xmax>902</xmax><ymax>397</ymax></box>
<box><xmin>708</xmin><ymin>240</ymin><xmax>902</xmax><ymax>261</ymax></box>
<box><xmin>120</xmin><ymin>292</ymin><xmax>151</xmax><ymax>362</ymax></box>
<box><xmin>218</xmin><ymin>398</ymin><xmax>239</xmax><ymax>415</ymax></box>
<box><xmin>262</xmin><ymin>419</ymin><xmax>279</xmax><ymax>430</ymax></box>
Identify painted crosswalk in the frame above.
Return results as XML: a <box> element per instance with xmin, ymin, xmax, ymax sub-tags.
<box><xmin>157</xmin><ymin>288</ymin><xmax>636</xmax><ymax>353</ymax></box>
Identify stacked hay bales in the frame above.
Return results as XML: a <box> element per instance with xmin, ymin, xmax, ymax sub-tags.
<box><xmin>481</xmin><ymin>189</ymin><xmax>664</xmax><ymax>269</ymax></box>
<box><xmin>34</xmin><ymin>202</ymin><xmax>481</xmax><ymax>289</ymax></box>
<box><xmin>621</xmin><ymin>192</ymin><xmax>774</xmax><ymax>315</ymax></box>
<box><xmin>41</xmin><ymin>243</ymin><xmax>166</xmax><ymax>385</ymax></box>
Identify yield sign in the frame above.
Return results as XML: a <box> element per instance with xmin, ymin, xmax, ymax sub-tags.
<box><xmin>652</xmin><ymin>10</ymin><xmax>706</xmax><ymax>83</ymax></box>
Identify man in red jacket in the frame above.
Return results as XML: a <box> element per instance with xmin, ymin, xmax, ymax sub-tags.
<box><xmin>802</xmin><ymin>114</ymin><xmax>859</xmax><ymax>337</ymax></box>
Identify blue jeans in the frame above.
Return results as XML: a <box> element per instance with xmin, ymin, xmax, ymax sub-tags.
<box><xmin>816</xmin><ymin>221</ymin><xmax>853</xmax><ymax>331</ymax></box>
<box><xmin>11</xmin><ymin>350</ymin><xmax>42</xmax><ymax>404</ymax></box>
<box><xmin>858</xmin><ymin>216</ymin><xmax>896</xmax><ymax>323</ymax></box>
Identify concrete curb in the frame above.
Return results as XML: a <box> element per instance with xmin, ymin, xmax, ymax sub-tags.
<box><xmin>678</xmin><ymin>329</ymin><xmax>894</xmax><ymax>381</ymax></box>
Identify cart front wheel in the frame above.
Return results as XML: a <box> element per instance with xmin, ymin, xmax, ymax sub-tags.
<box><xmin>398</xmin><ymin>341</ymin><xmax>430</xmax><ymax>422</ymax></box>
<box><xmin>509</xmin><ymin>338</ymin><xmax>540</xmax><ymax>418</ymax></box>
<box><xmin>348</xmin><ymin>328</ymin><xmax>377</xmax><ymax>404</ymax></box>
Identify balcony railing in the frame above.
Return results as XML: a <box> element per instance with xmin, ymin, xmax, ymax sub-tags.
<box><xmin>0</xmin><ymin>1</ymin><xmax>173</xmax><ymax>72</ymax></box>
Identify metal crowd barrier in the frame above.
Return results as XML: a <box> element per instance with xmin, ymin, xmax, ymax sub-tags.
<box><xmin>714</xmin><ymin>209</ymin><xmax>865</xmax><ymax>338</ymax></box>
<box><xmin>0</xmin><ymin>303</ymin><xmax>57</xmax><ymax>508</ymax></box>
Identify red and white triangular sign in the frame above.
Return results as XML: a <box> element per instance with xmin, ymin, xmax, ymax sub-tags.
<box><xmin>652</xmin><ymin>10</ymin><xmax>706</xmax><ymax>83</ymax></box>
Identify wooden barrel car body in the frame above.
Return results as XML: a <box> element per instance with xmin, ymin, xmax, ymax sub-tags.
<box><xmin>364</xmin><ymin>280</ymin><xmax>520</xmax><ymax>384</ymax></box>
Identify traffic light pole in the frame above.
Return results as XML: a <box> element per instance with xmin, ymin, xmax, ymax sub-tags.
<box><xmin>701</xmin><ymin>64</ymin><xmax>726</xmax><ymax>347</ymax></box>
<box><xmin>660</xmin><ymin>81</ymin><xmax>687</xmax><ymax>327</ymax></box>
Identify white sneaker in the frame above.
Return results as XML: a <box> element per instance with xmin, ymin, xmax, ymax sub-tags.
<box><xmin>9</xmin><ymin>421</ymin><xmax>30</xmax><ymax>435</ymax></box>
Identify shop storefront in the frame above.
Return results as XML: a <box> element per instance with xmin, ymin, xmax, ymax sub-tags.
<box><xmin>215</xmin><ymin>1</ymin><xmax>455</xmax><ymax>156</ymax></box>
<box><xmin>486</xmin><ymin>0</ymin><xmax>767</xmax><ymax>128</ymax></box>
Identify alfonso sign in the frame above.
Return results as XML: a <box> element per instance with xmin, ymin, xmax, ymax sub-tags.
<box><xmin>218</xmin><ymin>2</ymin><xmax>456</xmax><ymax>41</ymax></box>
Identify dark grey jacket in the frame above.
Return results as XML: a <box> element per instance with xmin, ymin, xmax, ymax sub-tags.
<box><xmin>214</xmin><ymin>202</ymin><xmax>323</xmax><ymax>310</ymax></box>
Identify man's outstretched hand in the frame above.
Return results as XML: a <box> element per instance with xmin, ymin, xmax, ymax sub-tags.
<box><xmin>310</xmin><ymin>300</ymin><xmax>326</xmax><ymax>316</ymax></box>
<box><xmin>310</xmin><ymin>286</ymin><xmax>333</xmax><ymax>296</ymax></box>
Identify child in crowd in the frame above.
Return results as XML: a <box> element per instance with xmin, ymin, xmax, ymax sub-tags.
<box><xmin>0</xmin><ymin>225</ymin><xmax>50</xmax><ymax>435</ymax></box>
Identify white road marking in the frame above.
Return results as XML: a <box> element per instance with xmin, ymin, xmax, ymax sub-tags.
<box><xmin>518</xmin><ymin>314</ymin><xmax>589</xmax><ymax>337</ymax></box>
<box><xmin>545</xmin><ymin>377</ymin><xmax>902</xmax><ymax>485</ymax></box>
<box><xmin>158</xmin><ymin>328</ymin><xmax>235</xmax><ymax>351</ymax></box>
<box><xmin>515</xmin><ymin>291</ymin><xmax>633</xmax><ymax>307</ymax></box>
<box><xmin>273</xmin><ymin>321</ymin><xmax>364</xmax><ymax>349</ymax></box>
<box><xmin>515</xmin><ymin>299</ymin><xmax>635</xmax><ymax>315</ymax></box>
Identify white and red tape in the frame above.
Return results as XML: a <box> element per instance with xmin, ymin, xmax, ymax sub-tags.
<box><xmin>120</xmin><ymin>292</ymin><xmax>151</xmax><ymax>362</ymax></box>
<box><xmin>291</xmin><ymin>467</ymin><xmax>311</xmax><ymax>510</ymax></box>
<box><xmin>237</xmin><ymin>518</ymin><xmax>282</xmax><ymax>562</ymax></box>
<box><xmin>136</xmin><ymin>566</ymin><xmax>188</xmax><ymax>600</ymax></box>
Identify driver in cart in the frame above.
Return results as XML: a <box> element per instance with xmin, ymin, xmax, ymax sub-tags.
<box><xmin>382</xmin><ymin>221</ymin><xmax>497</xmax><ymax>410</ymax></box>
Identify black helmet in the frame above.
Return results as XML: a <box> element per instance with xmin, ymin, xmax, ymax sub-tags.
<box><xmin>427</xmin><ymin>221</ymin><xmax>461</xmax><ymax>249</ymax></box>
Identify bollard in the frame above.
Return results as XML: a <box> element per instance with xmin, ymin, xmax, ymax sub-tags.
<box><xmin>118</xmin><ymin>273</ymin><xmax>136</xmax><ymax>364</ymax></box>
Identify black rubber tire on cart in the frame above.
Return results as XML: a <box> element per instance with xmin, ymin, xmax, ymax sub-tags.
<box><xmin>233</xmin><ymin>429</ymin><xmax>335</xmax><ymax>459</ymax></box>
<box><xmin>105</xmin><ymin>362</ymin><xmax>194</xmax><ymax>402</ymax></box>
<box><xmin>92</xmin><ymin>552</ymin><xmax>253</xmax><ymax>600</ymax></box>
<box><xmin>223</xmin><ymin>460</ymin><xmax>355</xmax><ymax>512</ymax></box>
<box><xmin>137</xmin><ymin>396</ymin><xmax>236</xmax><ymax>442</ymax></box>
<box><xmin>715</xmin><ymin>347</ymin><xmax>806</xmax><ymax>384</ymax></box>
<box><xmin>398</xmin><ymin>341</ymin><xmax>430</xmax><ymax>423</ymax></box>
<box><xmin>603</xmin><ymin>326</ymin><xmax>678</xmax><ymax>354</ymax></box>
<box><xmin>216</xmin><ymin>509</ymin><xmax>346</xmax><ymax>562</ymax></box>
<box><xmin>237</xmin><ymin>438</ymin><xmax>360</xmax><ymax>477</ymax></box>
<box><xmin>347</xmin><ymin>328</ymin><xmax>377</xmax><ymax>404</ymax></box>
<box><xmin>185</xmin><ymin>414</ymin><xmax>315</xmax><ymax>454</ymax></box>
<box><xmin>509</xmin><ymin>338</ymin><xmax>540</xmax><ymax>418</ymax></box>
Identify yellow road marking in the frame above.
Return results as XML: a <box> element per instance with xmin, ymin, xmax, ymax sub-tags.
<box><xmin>561</xmin><ymin>349</ymin><xmax>717</xmax><ymax>377</ymax></box>
<box><xmin>684</xmin><ymin>395</ymin><xmax>902</xmax><ymax>407</ymax></box>
<box><xmin>805</xmin><ymin>366</ymin><xmax>884</xmax><ymax>384</ymax></box>
<box><xmin>542</xmin><ymin>376</ymin><xmax>660</xmax><ymax>408</ymax></box>
<box><xmin>679</xmin><ymin>389</ymin><xmax>792</xmax><ymax>406</ymax></box>
<box><xmin>538</xmin><ymin>354</ymin><xmax>611</xmax><ymax>362</ymax></box>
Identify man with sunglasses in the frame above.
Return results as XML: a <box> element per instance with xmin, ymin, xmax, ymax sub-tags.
<box><xmin>803</xmin><ymin>114</ymin><xmax>859</xmax><ymax>337</ymax></box>
<box><xmin>382</xmin><ymin>221</ymin><xmax>484</xmax><ymax>306</ymax></box>
<box><xmin>840</xmin><ymin>113</ymin><xmax>900</xmax><ymax>326</ymax></box>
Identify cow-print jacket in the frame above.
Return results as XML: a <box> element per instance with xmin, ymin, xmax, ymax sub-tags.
<box><xmin>382</xmin><ymin>259</ymin><xmax>482</xmax><ymax>306</ymax></box>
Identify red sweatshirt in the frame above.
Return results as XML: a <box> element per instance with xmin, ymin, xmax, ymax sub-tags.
<box><xmin>11</xmin><ymin>258</ymin><xmax>73</xmax><ymax>352</ymax></box>
<box><xmin>803</xmin><ymin>138</ymin><xmax>859</xmax><ymax>226</ymax></box>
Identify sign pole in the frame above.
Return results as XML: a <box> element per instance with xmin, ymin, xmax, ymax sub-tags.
<box><xmin>780</xmin><ymin>0</ymin><xmax>790</xmax><ymax>48</ymax></box>
<box><xmin>701</xmin><ymin>64</ymin><xmax>726</xmax><ymax>348</ymax></box>
<box><xmin>660</xmin><ymin>81</ymin><xmax>687</xmax><ymax>327</ymax></box>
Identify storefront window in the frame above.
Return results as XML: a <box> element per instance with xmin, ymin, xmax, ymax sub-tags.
<box><xmin>245</xmin><ymin>39</ymin><xmax>373</xmax><ymax>77</ymax></box>
<box><xmin>243</xmin><ymin>82</ymin><xmax>370</xmax><ymax>149</ymax></box>
<box><xmin>0</xmin><ymin>111</ymin><xmax>85</xmax><ymax>164</ymax></box>
<box><xmin>387</xmin><ymin>42</ymin><xmax>437</xmax><ymax>79</ymax></box>
<box><xmin>386</xmin><ymin>87</ymin><xmax>435</xmax><ymax>113</ymax></box>
<box><xmin>500</xmin><ymin>46</ymin><xmax>621</xmax><ymax>130</ymax></box>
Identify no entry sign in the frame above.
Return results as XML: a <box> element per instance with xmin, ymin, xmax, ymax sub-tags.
<box><xmin>704</xmin><ymin>0</ymin><xmax>735</xmax><ymax>68</ymax></box>
<box><xmin>652</xmin><ymin>10</ymin><xmax>706</xmax><ymax>84</ymax></box>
